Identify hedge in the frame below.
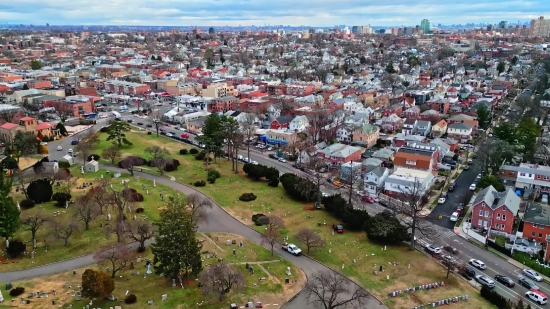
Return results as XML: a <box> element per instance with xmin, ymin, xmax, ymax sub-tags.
<box><xmin>239</xmin><ymin>193</ymin><xmax>257</xmax><ymax>202</ymax></box>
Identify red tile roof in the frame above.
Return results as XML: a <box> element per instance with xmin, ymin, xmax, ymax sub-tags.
<box><xmin>36</xmin><ymin>122</ymin><xmax>57</xmax><ymax>130</ymax></box>
<box><xmin>19</xmin><ymin>116</ymin><xmax>35</xmax><ymax>121</ymax></box>
<box><xmin>0</xmin><ymin>122</ymin><xmax>18</xmax><ymax>129</ymax></box>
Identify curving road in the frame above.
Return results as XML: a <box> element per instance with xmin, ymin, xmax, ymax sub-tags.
<box><xmin>0</xmin><ymin>126</ymin><xmax>386</xmax><ymax>309</ymax></box>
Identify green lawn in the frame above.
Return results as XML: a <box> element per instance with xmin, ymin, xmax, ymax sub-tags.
<box><xmin>1</xmin><ymin>233</ymin><xmax>305</xmax><ymax>309</ymax></box>
<box><xmin>4</xmin><ymin>165</ymin><xmax>178</xmax><ymax>271</ymax></box>
<box><xmin>90</xmin><ymin>131</ymin><xmax>495</xmax><ymax>309</ymax></box>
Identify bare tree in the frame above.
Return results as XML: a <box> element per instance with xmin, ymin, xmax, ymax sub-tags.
<box><xmin>125</xmin><ymin>218</ymin><xmax>155</xmax><ymax>252</ymax></box>
<box><xmin>94</xmin><ymin>245</ymin><xmax>133</xmax><ymax>278</ymax></box>
<box><xmin>241</xmin><ymin>113</ymin><xmax>257</xmax><ymax>160</ymax></box>
<box><xmin>186</xmin><ymin>193</ymin><xmax>213</xmax><ymax>229</ymax></box>
<box><xmin>146</xmin><ymin>146</ymin><xmax>169</xmax><ymax>175</ymax></box>
<box><xmin>295</xmin><ymin>228</ymin><xmax>325</xmax><ymax>253</ymax></box>
<box><xmin>199</xmin><ymin>263</ymin><xmax>245</xmax><ymax>301</ymax></box>
<box><xmin>150</xmin><ymin>158</ymin><xmax>167</xmax><ymax>175</ymax></box>
<box><xmin>119</xmin><ymin>156</ymin><xmax>142</xmax><ymax>176</ymax></box>
<box><xmin>21</xmin><ymin>212</ymin><xmax>48</xmax><ymax>247</ymax></box>
<box><xmin>76</xmin><ymin>141</ymin><xmax>93</xmax><ymax>163</ymax></box>
<box><xmin>102</xmin><ymin>146</ymin><xmax>122</xmax><ymax>165</ymax></box>
<box><xmin>108</xmin><ymin>188</ymin><xmax>136</xmax><ymax>242</ymax></box>
<box><xmin>304</xmin><ymin>271</ymin><xmax>370</xmax><ymax>309</ymax></box>
<box><xmin>440</xmin><ymin>253</ymin><xmax>460</xmax><ymax>279</ymax></box>
<box><xmin>261</xmin><ymin>215</ymin><xmax>284</xmax><ymax>256</ymax></box>
<box><xmin>307</xmin><ymin>108</ymin><xmax>332</xmax><ymax>144</ymax></box>
<box><xmin>74</xmin><ymin>193</ymin><xmax>101</xmax><ymax>230</ymax></box>
<box><xmin>52</xmin><ymin>101</ymin><xmax>74</xmax><ymax>122</ymax></box>
<box><xmin>88</xmin><ymin>179</ymin><xmax>111</xmax><ymax>215</ymax></box>
<box><xmin>53</xmin><ymin>220</ymin><xmax>79</xmax><ymax>246</ymax></box>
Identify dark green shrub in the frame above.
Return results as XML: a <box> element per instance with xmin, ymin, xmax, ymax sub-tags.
<box><xmin>27</xmin><ymin>178</ymin><xmax>53</xmax><ymax>203</ymax></box>
<box><xmin>207</xmin><ymin>175</ymin><xmax>217</xmax><ymax>184</ymax></box>
<box><xmin>136</xmin><ymin>208</ymin><xmax>144</xmax><ymax>213</ymax></box>
<box><xmin>195</xmin><ymin>152</ymin><xmax>206</xmax><ymax>160</ymax></box>
<box><xmin>179</xmin><ymin>149</ymin><xmax>188</xmax><ymax>155</ymax></box>
<box><xmin>194</xmin><ymin>180</ymin><xmax>206</xmax><ymax>187</ymax></box>
<box><xmin>117</xmin><ymin>156</ymin><xmax>148</xmax><ymax>168</ymax></box>
<box><xmin>189</xmin><ymin>148</ymin><xmax>199</xmax><ymax>154</ymax></box>
<box><xmin>9</xmin><ymin>287</ymin><xmax>25</xmax><ymax>297</ymax></box>
<box><xmin>252</xmin><ymin>214</ymin><xmax>269</xmax><ymax>226</ymax></box>
<box><xmin>164</xmin><ymin>159</ymin><xmax>180</xmax><ymax>172</ymax></box>
<box><xmin>239</xmin><ymin>193</ymin><xmax>257</xmax><ymax>202</ymax></box>
<box><xmin>99</xmin><ymin>126</ymin><xmax>109</xmax><ymax>133</ymax></box>
<box><xmin>6</xmin><ymin>240</ymin><xmax>26</xmax><ymax>258</ymax></box>
<box><xmin>147</xmin><ymin>131</ymin><xmax>152</xmax><ymax>135</ymax></box>
<box><xmin>208</xmin><ymin>169</ymin><xmax>221</xmax><ymax>180</ymax></box>
<box><xmin>58</xmin><ymin>161</ymin><xmax>71</xmax><ymax>168</ymax></box>
<box><xmin>480</xmin><ymin>286</ymin><xmax>513</xmax><ymax>309</ymax></box>
<box><xmin>20</xmin><ymin>199</ymin><xmax>35</xmax><ymax>209</ymax></box>
<box><xmin>87</xmin><ymin>154</ymin><xmax>100</xmax><ymax>161</ymax></box>
<box><xmin>124</xmin><ymin>294</ymin><xmax>137</xmax><ymax>304</ymax></box>
<box><xmin>52</xmin><ymin>192</ymin><xmax>72</xmax><ymax>207</ymax></box>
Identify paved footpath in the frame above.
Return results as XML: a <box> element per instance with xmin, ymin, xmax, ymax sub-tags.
<box><xmin>0</xmin><ymin>164</ymin><xmax>387</xmax><ymax>309</ymax></box>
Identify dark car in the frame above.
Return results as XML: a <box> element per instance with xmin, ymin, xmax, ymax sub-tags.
<box><xmin>494</xmin><ymin>275</ymin><xmax>515</xmax><ymax>287</ymax></box>
<box><xmin>146</xmin><ymin>124</ymin><xmax>152</xmax><ymax>128</ymax></box>
<box><xmin>137</xmin><ymin>122</ymin><xmax>143</xmax><ymax>125</ymax></box>
<box><xmin>448</xmin><ymin>184</ymin><xmax>455</xmax><ymax>192</ymax></box>
<box><xmin>269</xmin><ymin>154</ymin><xmax>278</xmax><ymax>159</ymax></box>
<box><xmin>70</xmin><ymin>140</ymin><xmax>79</xmax><ymax>145</ymax></box>
<box><xmin>461</xmin><ymin>266</ymin><xmax>476</xmax><ymax>279</ymax></box>
<box><xmin>443</xmin><ymin>245</ymin><xmax>458</xmax><ymax>254</ymax></box>
<box><xmin>127</xmin><ymin>119</ymin><xmax>133</xmax><ymax>123</ymax></box>
<box><xmin>519</xmin><ymin>277</ymin><xmax>539</xmax><ymax>290</ymax></box>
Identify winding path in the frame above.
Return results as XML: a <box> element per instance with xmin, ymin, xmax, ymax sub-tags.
<box><xmin>1</xmin><ymin>163</ymin><xmax>386</xmax><ymax>309</ymax></box>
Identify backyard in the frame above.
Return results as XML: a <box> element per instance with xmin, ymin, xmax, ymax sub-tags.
<box><xmin>0</xmin><ymin>232</ymin><xmax>305</xmax><ymax>309</ymax></box>
<box><xmin>90</xmin><ymin>130</ymin><xmax>495</xmax><ymax>308</ymax></box>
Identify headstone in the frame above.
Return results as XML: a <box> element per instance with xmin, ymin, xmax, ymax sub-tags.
<box><xmin>5</xmin><ymin>283</ymin><xmax>12</xmax><ymax>290</ymax></box>
<box><xmin>136</xmin><ymin>270</ymin><xmax>140</xmax><ymax>275</ymax></box>
<box><xmin>137</xmin><ymin>257</ymin><xmax>141</xmax><ymax>262</ymax></box>
<box><xmin>341</xmin><ymin>264</ymin><xmax>344</xmax><ymax>269</ymax></box>
<box><xmin>231</xmin><ymin>239</ymin><xmax>237</xmax><ymax>244</ymax></box>
<box><xmin>226</xmin><ymin>240</ymin><xmax>231</xmax><ymax>246</ymax></box>
<box><xmin>233</xmin><ymin>249</ymin><xmax>236</xmax><ymax>256</ymax></box>
<box><xmin>146</xmin><ymin>264</ymin><xmax>152</xmax><ymax>275</ymax></box>
<box><xmin>162</xmin><ymin>294</ymin><xmax>168</xmax><ymax>301</ymax></box>
<box><xmin>107</xmin><ymin>213</ymin><xmax>111</xmax><ymax>221</ymax></box>
<box><xmin>286</xmin><ymin>267</ymin><xmax>291</xmax><ymax>276</ymax></box>
<box><xmin>239</xmin><ymin>241</ymin><xmax>243</xmax><ymax>247</ymax></box>
<box><xmin>172</xmin><ymin>279</ymin><xmax>176</xmax><ymax>287</ymax></box>
<box><xmin>148</xmin><ymin>300</ymin><xmax>153</xmax><ymax>305</ymax></box>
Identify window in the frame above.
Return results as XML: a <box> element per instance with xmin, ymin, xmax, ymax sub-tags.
<box><xmin>501</xmin><ymin>225</ymin><xmax>505</xmax><ymax>231</ymax></box>
<box><xmin>521</xmin><ymin>173</ymin><xmax>526</xmax><ymax>176</ymax></box>
<box><xmin>541</xmin><ymin>225</ymin><xmax>546</xmax><ymax>229</ymax></box>
<box><xmin>546</xmin><ymin>176</ymin><xmax>550</xmax><ymax>180</ymax></box>
<box><xmin>502</xmin><ymin>215</ymin><xmax>506</xmax><ymax>221</ymax></box>
<box><xmin>540</xmin><ymin>234</ymin><xmax>544</xmax><ymax>238</ymax></box>
<box><xmin>497</xmin><ymin>214</ymin><xmax>501</xmax><ymax>220</ymax></box>
<box><xmin>495</xmin><ymin>223</ymin><xmax>500</xmax><ymax>229</ymax></box>
<box><xmin>538</xmin><ymin>175</ymin><xmax>542</xmax><ymax>179</ymax></box>
<box><xmin>479</xmin><ymin>210</ymin><xmax>484</xmax><ymax>216</ymax></box>
<box><xmin>478</xmin><ymin>220</ymin><xmax>482</xmax><ymax>226</ymax></box>
<box><xmin>529</xmin><ymin>174</ymin><xmax>533</xmax><ymax>177</ymax></box>
<box><xmin>534</xmin><ymin>223</ymin><xmax>538</xmax><ymax>228</ymax></box>
<box><xmin>406</xmin><ymin>160</ymin><xmax>416</xmax><ymax>166</ymax></box>
<box><xmin>485</xmin><ymin>211</ymin><xmax>489</xmax><ymax>218</ymax></box>
<box><xmin>532</xmin><ymin>232</ymin><xmax>536</xmax><ymax>237</ymax></box>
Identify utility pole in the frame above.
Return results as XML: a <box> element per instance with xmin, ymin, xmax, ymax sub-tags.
<box><xmin>348</xmin><ymin>160</ymin><xmax>355</xmax><ymax>205</ymax></box>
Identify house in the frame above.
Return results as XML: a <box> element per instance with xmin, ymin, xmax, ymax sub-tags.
<box><xmin>380</xmin><ymin>114</ymin><xmax>403</xmax><ymax>132</ymax></box>
<box><xmin>419</xmin><ymin>109</ymin><xmax>440</xmax><ymax>121</ymax></box>
<box><xmin>499</xmin><ymin>163</ymin><xmax>550</xmax><ymax>195</ymax></box>
<box><xmin>431</xmin><ymin>138</ymin><xmax>452</xmax><ymax>161</ymax></box>
<box><xmin>352</xmin><ymin>124</ymin><xmax>379</xmax><ymax>148</ymax></box>
<box><xmin>363</xmin><ymin>166</ymin><xmax>390</xmax><ymax>196</ymax></box>
<box><xmin>289</xmin><ymin>115</ymin><xmax>309</xmax><ymax>132</ymax></box>
<box><xmin>447</xmin><ymin>123</ymin><xmax>473</xmax><ymax>142</ymax></box>
<box><xmin>393</xmin><ymin>142</ymin><xmax>440</xmax><ymax>175</ymax></box>
<box><xmin>415</xmin><ymin>120</ymin><xmax>432</xmax><ymax>137</ymax></box>
<box><xmin>339</xmin><ymin>161</ymin><xmax>362</xmax><ymax>184</ymax></box>
<box><xmin>470</xmin><ymin>185</ymin><xmax>520</xmax><ymax>235</ymax></box>
<box><xmin>317</xmin><ymin>143</ymin><xmax>362</xmax><ymax>167</ymax></box>
<box><xmin>431</xmin><ymin>119</ymin><xmax>448</xmax><ymax>138</ymax></box>
<box><xmin>384</xmin><ymin>167</ymin><xmax>435</xmax><ymax>198</ymax></box>
<box><xmin>372</xmin><ymin>148</ymin><xmax>394</xmax><ymax>162</ymax></box>
<box><xmin>403</xmin><ymin>118</ymin><xmax>417</xmax><ymax>135</ymax></box>
<box><xmin>270</xmin><ymin>115</ymin><xmax>293</xmax><ymax>130</ymax></box>
<box><xmin>0</xmin><ymin>116</ymin><xmax>58</xmax><ymax>141</ymax></box>
<box><xmin>447</xmin><ymin>113</ymin><xmax>479</xmax><ymax>131</ymax></box>
<box><xmin>382</xmin><ymin>104</ymin><xmax>404</xmax><ymax>117</ymax></box>
<box><xmin>426</xmin><ymin>98</ymin><xmax>450</xmax><ymax>114</ymax></box>
<box><xmin>336</xmin><ymin>124</ymin><xmax>355</xmax><ymax>143</ymax></box>
<box><xmin>403</xmin><ymin>106</ymin><xmax>421</xmax><ymax>119</ymax></box>
<box><xmin>523</xmin><ymin>204</ymin><xmax>550</xmax><ymax>246</ymax></box>
<box><xmin>59</xmin><ymin>154</ymin><xmax>75</xmax><ymax>166</ymax></box>
<box><xmin>393</xmin><ymin>134</ymin><xmax>425</xmax><ymax>148</ymax></box>
<box><xmin>264</xmin><ymin>129</ymin><xmax>297</xmax><ymax>146</ymax></box>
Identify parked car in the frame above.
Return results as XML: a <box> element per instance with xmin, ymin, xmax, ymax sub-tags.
<box><xmin>464</xmin><ymin>165</ymin><xmax>470</xmax><ymax>170</ymax></box>
<box><xmin>278</xmin><ymin>157</ymin><xmax>286</xmax><ymax>163</ymax></box>
<box><xmin>523</xmin><ymin>269</ymin><xmax>543</xmax><ymax>282</ymax></box>
<box><xmin>332</xmin><ymin>224</ymin><xmax>344</xmax><ymax>233</ymax></box>
<box><xmin>425</xmin><ymin>245</ymin><xmax>441</xmax><ymax>254</ymax></box>
<box><xmin>494</xmin><ymin>274</ymin><xmax>515</xmax><ymax>287</ymax></box>
<box><xmin>542</xmin><ymin>194</ymin><xmax>549</xmax><ymax>204</ymax></box>
<box><xmin>519</xmin><ymin>277</ymin><xmax>539</xmax><ymax>290</ymax></box>
<box><xmin>70</xmin><ymin>140</ymin><xmax>79</xmax><ymax>145</ymax></box>
<box><xmin>469</xmin><ymin>183</ymin><xmax>476</xmax><ymax>191</ymax></box>
<box><xmin>438</xmin><ymin>197</ymin><xmax>447</xmax><ymax>204</ymax></box>
<box><xmin>362</xmin><ymin>196</ymin><xmax>374</xmax><ymax>203</ymax></box>
<box><xmin>443</xmin><ymin>245</ymin><xmax>458</xmax><ymax>254</ymax></box>
<box><xmin>332</xmin><ymin>181</ymin><xmax>344</xmax><ymax>188</ymax></box>
<box><xmin>146</xmin><ymin>124</ymin><xmax>152</xmax><ymax>128</ymax></box>
<box><xmin>450</xmin><ymin>212</ymin><xmax>459</xmax><ymax>222</ymax></box>
<box><xmin>269</xmin><ymin>154</ymin><xmax>278</xmax><ymax>159</ymax></box>
<box><xmin>469</xmin><ymin>259</ymin><xmax>486</xmax><ymax>270</ymax></box>
<box><xmin>282</xmin><ymin>243</ymin><xmax>302</xmax><ymax>255</ymax></box>
<box><xmin>56</xmin><ymin>146</ymin><xmax>63</xmax><ymax>151</ymax></box>
<box><xmin>475</xmin><ymin>274</ymin><xmax>495</xmax><ymax>288</ymax></box>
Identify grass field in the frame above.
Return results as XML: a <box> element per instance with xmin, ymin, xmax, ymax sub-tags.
<box><xmin>0</xmin><ymin>233</ymin><xmax>305</xmax><ymax>309</ymax></box>
<box><xmin>90</xmin><ymin>131</ymin><xmax>496</xmax><ymax>309</ymax></box>
<box><xmin>4</xmin><ymin>165</ymin><xmax>178</xmax><ymax>271</ymax></box>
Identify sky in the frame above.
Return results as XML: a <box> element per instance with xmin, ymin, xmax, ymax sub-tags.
<box><xmin>1</xmin><ymin>0</ymin><xmax>550</xmax><ymax>27</ymax></box>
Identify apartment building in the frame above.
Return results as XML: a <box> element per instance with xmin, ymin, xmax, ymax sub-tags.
<box><xmin>202</xmin><ymin>82</ymin><xmax>236</xmax><ymax>98</ymax></box>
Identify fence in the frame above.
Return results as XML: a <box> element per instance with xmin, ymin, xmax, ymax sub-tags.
<box><xmin>486</xmin><ymin>239</ymin><xmax>512</xmax><ymax>257</ymax></box>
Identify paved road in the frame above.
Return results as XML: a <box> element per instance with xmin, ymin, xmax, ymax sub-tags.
<box><xmin>2</xmin><ymin>125</ymin><xmax>387</xmax><ymax>309</ymax></box>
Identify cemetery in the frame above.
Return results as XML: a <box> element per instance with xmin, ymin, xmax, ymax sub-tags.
<box><xmin>5</xmin><ymin>164</ymin><xmax>177</xmax><ymax>271</ymax></box>
<box><xmin>0</xmin><ymin>232</ymin><xmax>305</xmax><ymax>309</ymax></box>
<box><xmin>86</xmin><ymin>130</ymin><xmax>491</xmax><ymax>308</ymax></box>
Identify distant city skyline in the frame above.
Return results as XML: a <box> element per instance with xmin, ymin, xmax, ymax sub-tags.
<box><xmin>1</xmin><ymin>0</ymin><xmax>550</xmax><ymax>27</ymax></box>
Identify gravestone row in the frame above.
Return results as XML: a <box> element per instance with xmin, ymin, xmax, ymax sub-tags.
<box><xmin>407</xmin><ymin>295</ymin><xmax>469</xmax><ymax>309</ymax></box>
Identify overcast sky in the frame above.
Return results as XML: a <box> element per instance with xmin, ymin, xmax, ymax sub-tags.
<box><xmin>1</xmin><ymin>0</ymin><xmax>549</xmax><ymax>27</ymax></box>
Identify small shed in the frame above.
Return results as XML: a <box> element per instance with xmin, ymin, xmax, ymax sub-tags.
<box><xmin>59</xmin><ymin>154</ymin><xmax>75</xmax><ymax>166</ymax></box>
<box><xmin>84</xmin><ymin>159</ymin><xmax>99</xmax><ymax>173</ymax></box>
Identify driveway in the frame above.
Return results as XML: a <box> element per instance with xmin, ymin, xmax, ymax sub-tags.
<box><xmin>5</xmin><ymin>141</ymin><xmax>387</xmax><ymax>309</ymax></box>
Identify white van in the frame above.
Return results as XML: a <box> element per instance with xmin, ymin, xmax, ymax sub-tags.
<box><xmin>450</xmin><ymin>212</ymin><xmax>459</xmax><ymax>222</ymax></box>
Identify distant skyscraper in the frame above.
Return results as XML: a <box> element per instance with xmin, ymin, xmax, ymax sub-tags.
<box><xmin>530</xmin><ymin>16</ymin><xmax>550</xmax><ymax>37</ymax></box>
<box><xmin>499</xmin><ymin>21</ymin><xmax>508</xmax><ymax>29</ymax></box>
<box><xmin>208</xmin><ymin>27</ymin><xmax>215</xmax><ymax>34</ymax></box>
<box><xmin>420</xmin><ymin>19</ymin><xmax>430</xmax><ymax>34</ymax></box>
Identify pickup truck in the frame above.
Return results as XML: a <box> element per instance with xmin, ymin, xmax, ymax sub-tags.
<box><xmin>282</xmin><ymin>242</ymin><xmax>302</xmax><ymax>255</ymax></box>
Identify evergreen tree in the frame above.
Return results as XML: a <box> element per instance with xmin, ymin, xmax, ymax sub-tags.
<box><xmin>106</xmin><ymin>121</ymin><xmax>133</xmax><ymax>147</ymax></box>
<box><xmin>385</xmin><ymin>62</ymin><xmax>396</xmax><ymax>74</ymax></box>
<box><xmin>196</xmin><ymin>113</ymin><xmax>223</xmax><ymax>170</ymax></box>
<box><xmin>0</xmin><ymin>162</ymin><xmax>20</xmax><ymax>240</ymax></box>
<box><xmin>151</xmin><ymin>197</ymin><xmax>202</xmax><ymax>283</ymax></box>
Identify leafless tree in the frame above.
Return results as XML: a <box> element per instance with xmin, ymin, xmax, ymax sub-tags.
<box><xmin>102</xmin><ymin>146</ymin><xmax>122</xmax><ymax>165</ymax></box>
<box><xmin>88</xmin><ymin>179</ymin><xmax>111</xmax><ymax>215</ymax></box>
<box><xmin>145</xmin><ymin>146</ymin><xmax>169</xmax><ymax>175</ymax></box>
<box><xmin>76</xmin><ymin>141</ymin><xmax>92</xmax><ymax>163</ymax></box>
<box><xmin>185</xmin><ymin>193</ymin><xmax>213</xmax><ymax>229</ymax></box>
<box><xmin>261</xmin><ymin>215</ymin><xmax>285</xmax><ymax>256</ymax></box>
<box><xmin>307</xmin><ymin>108</ymin><xmax>332</xmax><ymax>144</ymax></box>
<box><xmin>74</xmin><ymin>193</ymin><xmax>101</xmax><ymax>230</ymax></box>
<box><xmin>394</xmin><ymin>177</ymin><xmax>440</xmax><ymax>251</ymax></box>
<box><xmin>295</xmin><ymin>228</ymin><xmax>325</xmax><ymax>253</ymax></box>
<box><xmin>52</xmin><ymin>220</ymin><xmax>79</xmax><ymax>246</ymax></box>
<box><xmin>108</xmin><ymin>188</ymin><xmax>136</xmax><ymax>242</ymax></box>
<box><xmin>125</xmin><ymin>218</ymin><xmax>155</xmax><ymax>252</ymax></box>
<box><xmin>94</xmin><ymin>245</ymin><xmax>133</xmax><ymax>278</ymax></box>
<box><xmin>241</xmin><ymin>113</ymin><xmax>257</xmax><ymax>160</ymax></box>
<box><xmin>21</xmin><ymin>212</ymin><xmax>49</xmax><ymax>247</ymax></box>
<box><xmin>199</xmin><ymin>263</ymin><xmax>245</xmax><ymax>301</ymax></box>
<box><xmin>52</xmin><ymin>101</ymin><xmax>74</xmax><ymax>122</ymax></box>
<box><xmin>304</xmin><ymin>270</ymin><xmax>370</xmax><ymax>309</ymax></box>
<box><xmin>440</xmin><ymin>253</ymin><xmax>460</xmax><ymax>279</ymax></box>
<box><xmin>119</xmin><ymin>156</ymin><xmax>143</xmax><ymax>176</ymax></box>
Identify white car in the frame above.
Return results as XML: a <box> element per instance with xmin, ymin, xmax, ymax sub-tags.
<box><xmin>67</xmin><ymin>148</ymin><xmax>73</xmax><ymax>153</ymax></box>
<box><xmin>267</xmin><ymin>147</ymin><xmax>273</xmax><ymax>151</ymax></box>
<box><xmin>251</xmin><ymin>161</ymin><xmax>259</xmax><ymax>165</ymax></box>
<box><xmin>40</xmin><ymin>142</ymin><xmax>48</xmax><ymax>145</ymax></box>
<box><xmin>523</xmin><ymin>269</ymin><xmax>543</xmax><ymax>282</ymax></box>
<box><xmin>438</xmin><ymin>197</ymin><xmax>446</xmax><ymax>204</ymax></box>
<box><xmin>56</xmin><ymin>146</ymin><xmax>63</xmax><ymax>151</ymax></box>
<box><xmin>449</xmin><ymin>212</ymin><xmax>459</xmax><ymax>222</ymax></box>
<box><xmin>425</xmin><ymin>245</ymin><xmax>441</xmax><ymax>254</ymax></box>
<box><xmin>278</xmin><ymin>158</ymin><xmax>286</xmax><ymax>163</ymax></box>
<box><xmin>166</xmin><ymin>133</ymin><xmax>173</xmax><ymax>137</ymax></box>
<box><xmin>469</xmin><ymin>184</ymin><xmax>476</xmax><ymax>191</ymax></box>
<box><xmin>469</xmin><ymin>259</ymin><xmax>486</xmax><ymax>270</ymax></box>
<box><xmin>244</xmin><ymin>157</ymin><xmax>249</xmax><ymax>163</ymax></box>
<box><xmin>525</xmin><ymin>290</ymin><xmax>548</xmax><ymax>305</ymax></box>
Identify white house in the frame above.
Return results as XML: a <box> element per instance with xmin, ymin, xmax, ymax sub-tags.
<box><xmin>447</xmin><ymin>123</ymin><xmax>473</xmax><ymax>142</ymax></box>
<box><xmin>384</xmin><ymin>167</ymin><xmax>435</xmax><ymax>196</ymax></box>
<box><xmin>289</xmin><ymin>115</ymin><xmax>309</xmax><ymax>132</ymax></box>
<box><xmin>336</xmin><ymin>124</ymin><xmax>357</xmax><ymax>143</ymax></box>
<box><xmin>363</xmin><ymin>166</ymin><xmax>390</xmax><ymax>197</ymax></box>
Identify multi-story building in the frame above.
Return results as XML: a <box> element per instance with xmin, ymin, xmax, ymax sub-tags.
<box><xmin>317</xmin><ymin>143</ymin><xmax>362</xmax><ymax>167</ymax></box>
<box><xmin>103</xmin><ymin>80</ymin><xmax>150</xmax><ymax>95</ymax></box>
<box><xmin>264</xmin><ymin>129</ymin><xmax>297</xmax><ymax>146</ymax></box>
<box><xmin>0</xmin><ymin>116</ymin><xmax>58</xmax><ymax>141</ymax></box>
<box><xmin>530</xmin><ymin>16</ymin><xmax>550</xmax><ymax>37</ymax></box>
<box><xmin>420</xmin><ymin>19</ymin><xmax>430</xmax><ymax>34</ymax></box>
<box><xmin>393</xmin><ymin>142</ymin><xmax>439</xmax><ymax>175</ymax></box>
<box><xmin>202</xmin><ymin>82</ymin><xmax>236</xmax><ymax>98</ymax></box>
<box><xmin>499</xmin><ymin>163</ymin><xmax>550</xmax><ymax>195</ymax></box>
<box><xmin>470</xmin><ymin>186</ymin><xmax>520</xmax><ymax>235</ymax></box>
